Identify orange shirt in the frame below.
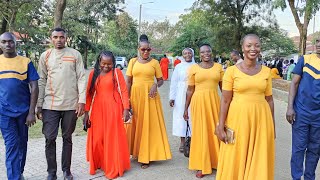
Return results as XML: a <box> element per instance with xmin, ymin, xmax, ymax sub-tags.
<box><xmin>174</xmin><ymin>59</ymin><xmax>181</xmax><ymax>67</ymax></box>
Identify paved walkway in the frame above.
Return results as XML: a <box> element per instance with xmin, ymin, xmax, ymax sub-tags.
<box><xmin>1</xmin><ymin>70</ymin><xmax>319</xmax><ymax>179</ymax></box>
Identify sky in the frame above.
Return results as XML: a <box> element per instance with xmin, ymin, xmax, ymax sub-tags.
<box><xmin>123</xmin><ymin>0</ymin><xmax>320</xmax><ymax>37</ymax></box>
<box><xmin>123</xmin><ymin>0</ymin><xmax>194</xmax><ymax>23</ymax></box>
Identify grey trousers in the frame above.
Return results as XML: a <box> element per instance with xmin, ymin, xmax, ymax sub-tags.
<box><xmin>42</xmin><ymin>110</ymin><xmax>77</xmax><ymax>175</ymax></box>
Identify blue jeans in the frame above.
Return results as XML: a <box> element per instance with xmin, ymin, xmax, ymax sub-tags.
<box><xmin>0</xmin><ymin>112</ymin><xmax>28</xmax><ymax>180</ymax></box>
<box><xmin>291</xmin><ymin>115</ymin><xmax>320</xmax><ymax>180</ymax></box>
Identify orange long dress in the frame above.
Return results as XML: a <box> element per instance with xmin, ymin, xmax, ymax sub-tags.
<box><xmin>85</xmin><ymin>69</ymin><xmax>130</xmax><ymax>179</ymax></box>
<box><xmin>160</xmin><ymin>57</ymin><xmax>170</xmax><ymax>80</ymax></box>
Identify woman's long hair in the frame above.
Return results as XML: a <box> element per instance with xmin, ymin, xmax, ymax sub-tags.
<box><xmin>89</xmin><ymin>51</ymin><xmax>117</xmax><ymax>99</ymax></box>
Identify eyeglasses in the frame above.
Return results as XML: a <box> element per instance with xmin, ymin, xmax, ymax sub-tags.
<box><xmin>140</xmin><ymin>48</ymin><xmax>152</xmax><ymax>52</ymax></box>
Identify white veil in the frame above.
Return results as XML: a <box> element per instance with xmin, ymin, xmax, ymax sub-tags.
<box><xmin>181</xmin><ymin>48</ymin><xmax>196</xmax><ymax>64</ymax></box>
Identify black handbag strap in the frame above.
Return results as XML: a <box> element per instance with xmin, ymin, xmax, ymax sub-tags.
<box><xmin>186</xmin><ymin>121</ymin><xmax>191</xmax><ymax>137</ymax></box>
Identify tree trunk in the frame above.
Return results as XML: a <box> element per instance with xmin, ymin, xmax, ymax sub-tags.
<box><xmin>235</xmin><ymin>16</ymin><xmax>243</xmax><ymax>51</ymax></box>
<box><xmin>84</xmin><ymin>46</ymin><xmax>88</xmax><ymax>69</ymax></box>
<box><xmin>25</xmin><ymin>48</ymin><xmax>29</xmax><ymax>58</ymax></box>
<box><xmin>8</xmin><ymin>10</ymin><xmax>18</xmax><ymax>32</ymax></box>
<box><xmin>1</xmin><ymin>17</ymin><xmax>8</xmax><ymax>34</ymax></box>
<box><xmin>288</xmin><ymin>0</ymin><xmax>312</xmax><ymax>55</ymax></box>
<box><xmin>298</xmin><ymin>27</ymin><xmax>307</xmax><ymax>55</ymax></box>
<box><xmin>235</xmin><ymin>28</ymin><xmax>242</xmax><ymax>51</ymax></box>
<box><xmin>54</xmin><ymin>0</ymin><xmax>67</xmax><ymax>28</ymax></box>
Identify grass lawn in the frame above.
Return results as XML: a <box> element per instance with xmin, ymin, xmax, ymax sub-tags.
<box><xmin>0</xmin><ymin>117</ymin><xmax>87</xmax><ymax>139</ymax></box>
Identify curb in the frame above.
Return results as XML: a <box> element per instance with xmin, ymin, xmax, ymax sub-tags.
<box><xmin>272</xmin><ymin>88</ymin><xmax>288</xmax><ymax>103</ymax></box>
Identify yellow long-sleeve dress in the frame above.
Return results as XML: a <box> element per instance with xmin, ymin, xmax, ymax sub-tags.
<box><xmin>216</xmin><ymin>65</ymin><xmax>275</xmax><ymax>180</ymax></box>
<box><xmin>126</xmin><ymin>58</ymin><xmax>172</xmax><ymax>164</ymax></box>
<box><xmin>188</xmin><ymin>63</ymin><xmax>223</xmax><ymax>174</ymax></box>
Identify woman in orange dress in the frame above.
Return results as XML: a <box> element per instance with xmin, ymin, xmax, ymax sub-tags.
<box><xmin>84</xmin><ymin>51</ymin><xmax>131</xmax><ymax>179</ymax></box>
<box><xmin>160</xmin><ymin>54</ymin><xmax>170</xmax><ymax>80</ymax></box>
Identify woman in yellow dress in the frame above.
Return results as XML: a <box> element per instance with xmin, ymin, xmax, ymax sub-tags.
<box><xmin>184</xmin><ymin>44</ymin><xmax>223</xmax><ymax>178</ymax></box>
<box><xmin>270</xmin><ymin>64</ymin><xmax>282</xmax><ymax>79</ymax></box>
<box><xmin>126</xmin><ymin>34</ymin><xmax>172</xmax><ymax>169</ymax></box>
<box><xmin>215</xmin><ymin>34</ymin><xmax>275</xmax><ymax>180</ymax></box>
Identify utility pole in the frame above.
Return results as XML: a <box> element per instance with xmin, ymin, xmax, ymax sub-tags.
<box><xmin>137</xmin><ymin>2</ymin><xmax>154</xmax><ymax>43</ymax></box>
<box><xmin>138</xmin><ymin>4</ymin><xmax>142</xmax><ymax>44</ymax></box>
<box><xmin>313</xmin><ymin>15</ymin><xmax>316</xmax><ymax>52</ymax></box>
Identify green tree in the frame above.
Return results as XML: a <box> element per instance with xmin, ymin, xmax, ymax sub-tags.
<box><xmin>274</xmin><ymin>0</ymin><xmax>320</xmax><ymax>55</ymax></box>
<box><xmin>194</xmin><ymin>0</ymin><xmax>275</xmax><ymax>50</ymax></box>
<box><xmin>101</xmin><ymin>12</ymin><xmax>138</xmax><ymax>59</ymax></box>
<box><xmin>311</xmin><ymin>31</ymin><xmax>320</xmax><ymax>44</ymax></box>
<box><xmin>0</xmin><ymin>0</ymin><xmax>50</xmax><ymax>63</ymax></box>
<box><xmin>14</xmin><ymin>1</ymin><xmax>51</xmax><ymax>60</ymax></box>
<box><xmin>0</xmin><ymin>0</ymin><xmax>44</xmax><ymax>33</ymax></box>
<box><xmin>141</xmin><ymin>19</ymin><xmax>178</xmax><ymax>53</ymax></box>
<box><xmin>171</xmin><ymin>8</ymin><xmax>296</xmax><ymax>59</ymax></box>
<box><xmin>62</xmin><ymin>0</ymin><xmax>125</xmax><ymax>68</ymax></box>
<box><xmin>246</xmin><ymin>26</ymin><xmax>298</xmax><ymax>56</ymax></box>
<box><xmin>169</xmin><ymin>9</ymin><xmax>213</xmax><ymax>56</ymax></box>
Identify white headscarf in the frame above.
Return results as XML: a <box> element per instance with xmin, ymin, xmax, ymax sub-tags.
<box><xmin>181</xmin><ymin>48</ymin><xmax>196</xmax><ymax>63</ymax></box>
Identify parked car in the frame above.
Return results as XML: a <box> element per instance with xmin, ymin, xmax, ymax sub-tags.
<box><xmin>115</xmin><ymin>56</ymin><xmax>127</xmax><ymax>70</ymax></box>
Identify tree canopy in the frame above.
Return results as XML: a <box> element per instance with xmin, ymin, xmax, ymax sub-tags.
<box><xmin>0</xmin><ymin>0</ymin><xmax>312</xmax><ymax>66</ymax></box>
<box><xmin>171</xmin><ymin>0</ymin><xmax>296</xmax><ymax>56</ymax></box>
<box><xmin>274</xmin><ymin>0</ymin><xmax>320</xmax><ymax>54</ymax></box>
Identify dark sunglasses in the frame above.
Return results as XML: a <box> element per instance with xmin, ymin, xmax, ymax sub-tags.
<box><xmin>140</xmin><ymin>48</ymin><xmax>152</xmax><ymax>52</ymax></box>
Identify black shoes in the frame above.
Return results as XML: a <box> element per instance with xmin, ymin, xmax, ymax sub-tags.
<box><xmin>47</xmin><ymin>174</ymin><xmax>57</xmax><ymax>180</ymax></box>
<box><xmin>46</xmin><ymin>171</ymin><xmax>72</xmax><ymax>180</ymax></box>
<box><xmin>63</xmin><ymin>171</ymin><xmax>74</xmax><ymax>180</ymax></box>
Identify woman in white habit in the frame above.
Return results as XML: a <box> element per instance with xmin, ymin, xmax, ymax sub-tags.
<box><xmin>169</xmin><ymin>48</ymin><xmax>195</xmax><ymax>152</ymax></box>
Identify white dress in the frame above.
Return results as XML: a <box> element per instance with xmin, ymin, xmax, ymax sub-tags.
<box><xmin>169</xmin><ymin>61</ymin><xmax>194</xmax><ymax>137</ymax></box>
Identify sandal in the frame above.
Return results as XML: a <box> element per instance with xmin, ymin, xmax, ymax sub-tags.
<box><xmin>179</xmin><ymin>145</ymin><xmax>184</xmax><ymax>153</ymax></box>
<box><xmin>141</xmin><ymin>163</ymin><xmax>149</xmax><ymax>169</ymax></box>
<box><xmin>196</xmin><ymin>171</ymin><xmax>205</xmax><ymax>178</ymax></box>
<box><xmin>131</xmin><ymin>155</ymin><xmax>138</xmax><ymax>160</ymax></box>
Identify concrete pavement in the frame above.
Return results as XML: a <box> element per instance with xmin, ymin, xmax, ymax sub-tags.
<box><xmin>1</xmin><ymin>70</ymin><xmax>319</xmax><ymax>180</ymax></box>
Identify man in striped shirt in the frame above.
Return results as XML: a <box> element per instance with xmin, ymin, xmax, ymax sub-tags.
<box><xmin>0</xmin><ymin>32</ymin><xmax>39</xmax><ymax>180</ymax></box>
<box><xmin>37</xmin><ymin>28</ymin><xmax>86</xmax><ymax>180</ymax></box>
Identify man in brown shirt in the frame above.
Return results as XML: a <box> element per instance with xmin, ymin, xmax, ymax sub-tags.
<box><xmin>37</xmin><ymin>28</ymin><xmax>86</xmax><ymax>180</ymax></box>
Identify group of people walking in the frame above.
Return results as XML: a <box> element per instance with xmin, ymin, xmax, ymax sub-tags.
<box><xmin>0</xmin><ymin>26</ymin><xmax>319</xmax><ymax>180</ymax></box>
<box><xmin>169</xmin><ymin>34</ymin><xmax>275</xmax><ymax>179</ymax></box>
